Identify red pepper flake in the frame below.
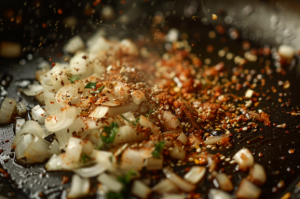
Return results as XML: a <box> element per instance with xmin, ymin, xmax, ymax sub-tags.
<box><xmin>49</xmin><ymin>58</ymin><xmax>52</xmax><ymax>61</ymax></box>
<box><xmin>62</xmin><ymin>176</ymin><xmax>69</xmax><ymax>184</ymax></box>
<box><xmin>0</xmin><ymin>149</ymin><xmax>3</xmax><ymax>154</ymax></box>
<box><xmin>42</xmin><ymin>23</ymin><xmax>47</xmax><ymax>28</ymax></box>
<box><xmin>285</xmin><ymin>131</ymin><xmax>289</xmax><ymax>134</ymax></box>
<box><xmin>260</xmin><ymin>128</ymin><xmax>264</xmax><ymax>131</ymax></box>
<box><xmin>5</xmin><ymin>140</ymin><xmax>9</xmax><ymax>143</ymax></box>
<box><xmin>280</xmin><ymin>156</ymin><xmax>286</xmax><ymax>160</ymax></box>
<box><xmin>0</xmin><ymin>168</ymin><xmax>9</xmax><ymax>178</ymax></box>
<box><xmin>51</xmin><ymin>63</ymin><xmax>56</xmax><ymax>67</ymax></box>
<box><xmin>58</xmin><ymin>9</ymin><xmax>63</xmax><ymax>15</ymax></box>
<box><xmin>288</xmin><ymin>149</ymin><xmax>295</xmax><ymax>154</ymax></box>
<box><xmin>258</xmin><ymin>152</ymin><xmax>263</xmax><ymax>157</ymax></box>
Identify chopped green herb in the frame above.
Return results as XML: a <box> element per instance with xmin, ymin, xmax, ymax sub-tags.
<box><xmin>81</xmin><ymin>153</ymin><xmax>91</xmax><ymax>164</ymax></box>
<box><xmin>121</xmin><ymin>115</ymin><xmax>139</xmax><ymax>126</ymax></box>
<box><xmin>85</xmin><ymin>82</ymin><xmax>97</xmax><ymax>89</ymax></box>
<box><xmin>106</xmin><ymin>191</ymin><xmax>123</xmax><ymax>199</ymax></box>
<box><xmin>101</xmin><ymin>122</ymin><xmax>119</xmax><ymax>144</ymax></box>
<box><xmin>145</xmin><ymin>109</ymin><xmax>154</xmax><ymax>118</ymax></box>
<box><xmin>118</xmin><ymin>170</ymin><xmax>136</xmax><ymax>185</ymax></box>
<box><xmin>152</xmin><ymin>141</ymin><xmax>165</xmax><ymax>158</ymax></box>
<box><xmin>91</xmin><ymin>85</ymin><xmax>104</xmax><ymax>94</ymax></box>
<box><xmin>177</xmin><ymin>117</ymin><xmax>181</xmax><ymax>121</ymax></box>
<box><xmin>70</xmin><ymin>75</ymin><xmax>80</xmax><ymax>84</ymax></box>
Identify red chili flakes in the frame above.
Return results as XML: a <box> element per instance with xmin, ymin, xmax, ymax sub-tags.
<box><xmin>258</xmin><ymin>152</ymin><xmax>263</xmax><ymax>157</ymax></box>
<box><xmin>206</xmin><ymin>45</ymin><xmax>214</xmax><ymax>53</ymax></box>
<box><xmin>62</xmin><ymin>176</ymin><xmax>69</xmax><ymax>184</ymax></box>
<box><xmin>51</xmin><ymin>63</ymin><xmax>56</xmax><ymax>67</ymax></box>
<box><xmin>288</xmin><ymin>149</ymin><xmax>295</xmax><ymax>154</ymax></box>
<box><xmin>42</xmin><ymin>23</ymin><xmax>47</xmax><ymax>28</ymax></box>
<box><xmin>82</xmin><ymin>55</ymin><xmax>87</xmax><ymax>60</ymax></box>
<box><xmin>280</xmin><ymin>156</ymin><xmax>286</xmax><ymax>160</ymax></box>
<box><xmin>0</xmin><ymin>168</ymin><xmax>9</xmax><ymax>178</ymax></box>
<box><xmin>58</xmin><ymin>9</ymin><xmax>63</xmax><ymax>15</ymax></box>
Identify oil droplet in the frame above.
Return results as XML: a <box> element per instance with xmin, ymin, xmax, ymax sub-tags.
<box><xmin>288</xmin><ymin>149</ymin><xmax>295</xmax><ymax>154</ymax></box>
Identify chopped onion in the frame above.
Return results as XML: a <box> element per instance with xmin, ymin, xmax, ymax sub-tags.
<box><xmin>162</xmin><ymin>194</ymin><xmax>185</xmax><ymax>199</ymax></box>
<box><xmin>56</xmin><ymin>81</ymin><xmax>85</xmax><ymax>107</ymax></box>
<box><xmin>131</xmin><ymin>90</ymin><xmax>146</xmax><ymax>105</ymax></box>
<box><xmin>163</xmin><ymin>111</ymin><xmax>180</xmax><ymax>129</ymax></box>
<box><xmin>278</xmin><ymin>45</ymin><xmax>295</xmax><ymax>59</ymax></box>
<box><xmin>120</xmin><ymin>148</ymin><xmax>145</xmax><ymax>171</ymax></box>
<box><xmin>87</xmin><ymin>129</ymin><xmax>103</xmax><ymax>148</ymax></box>
<box><xmin>177</xmin><ymin>132</ymin><xmax>187</xmax><ymax>144</ymax></box>
<box><xmin>45</xmin><ymin>106</ymin><xmax>77</xmax><ymax>132</ymax></box>
<box><xmin>44</xmin><ymin>91</ymin><xmax>62</xmax><ymax>115</ymax></box>
<box><xmin>16</xmin><ymin>101</ymin><xmax>27</xmax><ymax>117</ymax></box>
<box><xmin>122</xmin><ymin>111</ymin><xmax>136</xmax><ymax>122</ymax></box>
<box><xmin>235</xmin><ymin>179</ymin><xmax>261</xmax><ymax>199</ymax></box>
<box><xmin>68</xmin><ymin>174</ymin><xmax>90</xmax><ymax>199</ymax></box>
<box><xmin>34</xmin><ymin>92</ymin><xmax>45</xmax><ymax>105</ymax></box>
<box><xmin>75</xmin><ymin>163</ymin><xmax>106</xmax><ymax>178</ymax></box>
<box><xmin>91</xmin><ymin>150</ymin><xmax>115</xmax><ymax>170</ymax></box>
<box><xmin>146</xmin><ymin>157</ymin><xmax>163</xmax><ymax>170</ymax></box>
<box><xmin>208</xmin><ymin>189</ymin><xmax>231</xmax><ymax>199</ymax></box>
<box><xmin>15</xmin><ymin>118</ymin><xmax>25</xmax><ymax>134</ymax></box>
<box><xmin>22</xmin><ymin>84</ymin><xmax>44</xmax><ymax>96</ymax></box>
<box><xmin>88</xmin><ymin>36</ymin><xmax>114</xmax><ymax>54</ymax></box>
<box><xmin>65</xmin><ymin>137</ymin><xmax>83</xmax><ymax>163</ymax></box>
<box><xmin>184</xmin><ymin>166</ymin><xmax>206</xmax><ymax>184</ymax></box>
<box><xmin>233</xmin><ymin>148</ymin><xmax>254</xmax><ymax>171</ymax></box>
<box><xmin>153</xmin><ymin>179</ymin><xmax>178</xmax><ymax>194</ymax></box>
<box><xmin>82</xmin><ymin>140</ymin><xmax>94</xmax><ymax>155</ymax></box>
<box><xmin>113</xmin><ymin>125</ymin><xmax>145</xmax><ymax>145</ymax></box>
<box><xmin>70</xmin><ymin>52</ymin><xmax>93</xmax><ymax>78</ymax></box>
<box><xmin>89</xmin><ymin>106</ymin><xmax>109</xmax><ymax>119</ymax></box>
<box><xmin>15</xmin><ymin>134</ymin><xmax>33</xmax><ymax>159</ymax></box>
<box><xmin>108</xmin><ymin>102</ymin><xmax>139</xmax><ymax>117</ymax></box>
<box><xmin>214</xmin><ymin>173</ymin><xmax>233</xmax><ymax>192</ymax></box>
<box><xmin>131</xmin><ymin>180</ymin><xmax>151</xmax><ymax>199</ymax></box>
<box><xmin>169</xmin><ymin>145</ymin><xmax>186</xmax><ymax>160</ymax></box>
<box><xmin>63</xmin><ymin>35</ymin><xmax>85</xmax><ymax>54</ymax></box>
<box><xmin>40</xmin><ymin>124</ymin><xmax>54</xmax><ymax>138</ymax></box>
<box><xmin>97</xmin><ymin>173</ymin><xmax>123</xmax><ymax>192</ymax></box>
<box><xmin>31</xmin><ymin>105</ymin><xmax>47</xmax><ymax>124</ymax></box>
<box><xmin>163</xmin><ymin>129</ymin><xmax>182</xmax><ymax>135</ymax></box>
<box><xmin>163</xmin><ymin>168</ymin><xmax>196</xmax><ymax>192</ymax></box>
<box><xmin>93</xmin><ymin>61</ymin><xmax>106</xmax><ymax>76</ymax></box>
<box><xmin>0</xmin><ymin>98</ymin><xmax>17</xmax><ymax>125</ymax></box>
<box><xmin>248</xmin><ymin>164</ymin><xmax>266</xmax><ymax>186</ymax></box>
<box><xmin>139</xmin><ymin>115</ymin><xmax>160</xmax><ymax>136</ymax></box>
<box><xmin>45</xmin><ymin>154</ymin><xmax>65</xmax><ymax>171</ymax></box>
<box><xmin>120</xmin><ymin>39</ymin><xmax>138</xmax><ymax>56</ymax></box>
<box><xmin>166</xmin><ymin>28</ymin><xmax>179</xmax><ymax>42</ymax></box>
<box><xmin>24</xmin><ymin>136</ymin><xmax>50</xmax><ymax>163</ymax></box>
<box><xmin>205</xmin><ymin>134</ymin><xmax>229</xmax><ymax>145</ymax></box>
<box><xmin>48</xmin><ymin>140</ymin><xmax>61</xmax><ymax>155</ymax></box>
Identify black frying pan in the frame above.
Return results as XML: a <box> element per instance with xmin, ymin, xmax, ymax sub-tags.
<box><xmin>1</xmin><ymin>0</ymin><xmax>300</xmax><ymax>198</ymax></box>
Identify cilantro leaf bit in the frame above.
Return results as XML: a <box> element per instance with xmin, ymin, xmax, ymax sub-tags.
<box><xmin>91</xmin><ymin>85</ymin><xmax>104</xmax><ymax>94</ymax></box>
<box><xmin>85</xmin><ymin>82</ymin><xmax>97</xmax><ymax>89</ymax></box>
<box><xmin>145</xmin><ymin>109</ymin><xmax>154</xmax><ymax>118</ymax></box>
<box><xmin>81</xmin><ymin>153</ymin><xmax>91</xmax><ymax>164</ymax></box>
<box><xmin>152</xmin><ymin>141</ymin><xmax>165</xmax><ymax>159</ymax></box>
<box><xmin>121</xmin><ymin>114</ymin><xmax>139</xmax><ymax>126</ymax></box>
<box><xmin>101</xmin><ymin>122</ymin><xmax>119</xmax><ymax>144</ymax></box>
<box><xmin>177</xmin><ymin>117</ymin><xmax>181</xmax><ymax>121</ymax></box>
<box><xmin>106</xmin><ymin>192</ymin><xmax>123</xmax><ymax>199</ymax></box>
<box><xmin>70</xmin><ymin>75</ymin><xmax>80</xmax><ymax>84</ymax></box>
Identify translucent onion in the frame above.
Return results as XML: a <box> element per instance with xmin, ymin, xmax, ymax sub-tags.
<box><xmin>31</xmin><ymin>105</ymin><xmax>46</xmax><ymax>125</ymax></box>
<box><xmin>68</xmin><ymin>175</ymin><xmax>90</xmax><ymax>199</ymax></box>
<box><xmin>163</xmin><ymin>129</ymin><xmax>182</xmax><ymax>135</ymax></box>
<box><xmin>15</xmin><ymin>134</ymin><xmax>33</xmax><ymax>159</ymax></box>
<box><xmin>22</xmin><ymin>84</ymin><xmax>44</xmax><ymax>96</ymax></box>
<box><xmin>74</xmin><ymin>163</ymin><xmax>106</xmax><ymax>178</ymax></box>
<box><xmin>88</xmin><ymin>36</ymin><xmax>114</xmax><ymax>54</ymax></box>
<box><xmin>88</xmin><ymin>106</ymin><xmax>109</xmax><ymax>119</ymax></box>
<box><xmin>70</xmin><ymin>52</ymin><xmax>93</xmax><ymax>78</ymax></box>
<box><xmin>97</xmin><ymin>173</ymin><xmax>123</xmax><ymax>192</ymax></box>
<box><xmin>162</xmin><ymin>194</ymin><xmax>185</xmax><ymax>199</ymax></box>
<box><xmin>82</xmin><ymin>140</ymin><xmax>94</xmax><ymax>155</ymax></box>
<box><xmin>91</xmin><ymin>150</ymin><xmax>115</xmax><ymax>170</ymax></box>
<box><xmin>120</xmin><ymin>148</ymin><xmax>145</xmax><ymax>171</ymax></box>
<box><xmin>169</xmin><ymin>145</ymin><xmax>186</xmax><ymax>160</ymax></box>
<box><xmin>16</xmin><ymin>101</ymin><xmax>27</xmax><ymax>117</ymax></box>
<box><xmin>56</xmin><ymin>81</ymin><xmax>84</xmax><ymax>107</ymax></box>
<box><xmin>44</xmin><ymin>91</ymin><xmax>62</xmax><ymax>115</ymax></box>
<box><xmin>163</xmin><ymin>168</ymin><xmax>196</xmax><ymax>192</ymax></box>
<box><xmin>65</xmin><ymin>137</ymin><xmax>83</xmax><ymax>164</ymax></box>
<box><xmin>235</xmin><ymin>179</ymin><xmax>261</xmax><ymax>199</ymax></box>
<box><xmin>214</xmin><ymin>173</ymin><xmax>233</xmax><ymax>192</ymax></box>
<box><xmin>153</xmin><ymin>179</ymin><xmax>178</xmax><ymax>194</ymax></box>
<box><xmin>87</xmin><ymin>129</ymin><xmax>103</xmax><ymax>148</ymax></box>
<box><xmin>146</xmin><ymin>157</ymin><xmax>163</xmax><ymax>170</ymax></box>
<box><xmin>63</xmin><ymin>35</ymin><xmax>85</xmax><ymax>54</ymax></box>
<box><xmin>122</xmin><ymin>111</ymin><xmax>136</xmax><ymax>123</ymax></box>
<box><xmin>208</xmin><ymin>189</ymin><xmax>231</xmax><ymax>199</ymax></box>
<box><xmin>139</xmin><ymin>115</ymin><xmax>160</xmax><ymax>136</ymax></box>
<box><xmin>177</xmin><ymin>132</ymin><xmax>187</xmax><ymax>144</ymax></box>
<box><xmin>120</xmin><ymin>39</ymin><xmax>138</xmax><ymax>56</ymax></box>
<box><xmin>184</xmin><ymin>166</ymin><xmax>206</xmax><ymax>184</ymax></box>
<box><xmin>163</xmin><ymin>111</ymin><xmax>180</xmax><ymax>129</ymax></box>
<box><xmin>131</xmin><ymin>180</ymin><xmax>151</xmax><ymax>199</ymax></box>
<box><xmin>205</xmin><ymin>134</ymin><xmax>229</xmax><ymax>145</ymax></box>
<box><xmin>113</xmin><ymin>125</ymin><xmax>145</xmax><ymax>146</ymax></box>
<box><xmin>108</xmin><ymin>102</ymin><xmax>139</xmax><ymax>116</ymax></box>
<box><xmin>15</xmin><ymin>118</ymin><xmax>25</xmax><ymax>134</ymax></box>
<box><xmin>45</xmin><ymin>106</ymin><xmax>77</xmax><ymax>132</ymax></box>
<box><xmin>24</xmin><ymin>136</ymin><xmax>50</xmax><ymax>163</ymax></box>
<box><xmin>48</xmin><ymin>140</ymin><xmax>61</xmax><ymax>155</ymax></box>
<box><xmin>131</xmin><ymin>90</ymin><xmax>146</xmax><ymax>105</ymax></box>
<box><xmin>233</xmin><ymin>148</ymin><xmax>254</xmax><ymax>171</ymax></box>
<box><xmin>248</xmin><ymin>164</ymin><xmax>267</xmax><ymax>186</ymax></box>
<box><xmin>0</xmin><ymin>98</ymin><xmax>17</xmax><ymax>125</ymax></box>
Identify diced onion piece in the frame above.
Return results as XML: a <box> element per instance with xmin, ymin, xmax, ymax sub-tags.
<box><xmin>278</xmin><ymin>45</ymin><xmax>295</xmax><ymax>59</ymax></box>
<box><xmin>131</xmin><ymin>180</ymin><xmax>151</xmax><ymax>199</ymax></box>
<box><xmin>74</xmin><ymin>163</ymin><xmax>106</xmax><ymax>178</ymax></box>
<box><xmin>23</xmin><ymin>84</ymin><xmax>44</xmax><ymax>96</ymax></box>
<box><xmin>146</xmin><ymin>157</ymin><xmax>163</xmax><ymax>170</ymax></box>
<box><xmin>245</xmin><ymin>89</ymin><xmax>254</xmax><ymax>98</ymax></box>
<box><xmin>120</xmin><ymin>148</ymin><xmax>145</xmax><ymax>171</ymax></box>
<box><xmin>48</xmin><ymin>140</ymin><xmax>61</xmax><ymax>155</ymax></box>
<box><xmin>131</xmin><ymin>90</ymin><xmax>146</xmax><ymax>105</ymax></box>
<box><xmin>15</xmin><ymin>118</ymin><xmax>26</xmax><ymax>133</ymax></box>
<box><xmin>16</xmin><ymin>101</ymin><xmax>27</xmax><ymax>117</ymax></box>
<box><xmin>122</xmin><ymin>111</ymin><xmax>136</xmax><ymax>123</ymax></box>
<box><xmin>184</xmin><ymin>166</ymin><xmax>206</xmax><ymax>184</ymax></box>
<box><xmin>163</xmin><ymin>129</ymin><xmax>182</xmax><ymax>135</ymax></box>
<box><xmin>120</xmin><ymin>39</ymin><xmax>138</xmax><ymax>56</ymax></box>
<box><xmin>163</xmin><ymin>168</ymin><xmax>196</xmax><ymax>192</ymax></box>
<box><xmin>166</xmin><ymin>28</ymin><xmax>179</xmax><ymax>42</ymax></box>
<box><xmin>45</xmin><ymin>154</ymin><xmax>65</xmax><ymax>171</ymax></box>
<box><xmin>205</xmin><ymin>134</ymin><xmax>229</xmax><ymax>145</ymax></box>
<box><xmin>45</xmin><ymin>106</ymin><xmax>77</xmax><ymax>132</ymax></box>
<box><xmin>162</xmin><ymin>194</ymin><xmax>185</xmax><ymax>199</ymax></box>
<box><xmin>169</xmin><ymin>145</ymin><xmax>186</xmax><ymax>160</ymax></box>
<box><xmin>88</xmin><ymin>36</ymin><xmax>113</xmax><ymax>54</ymax></box>
<box><xmin>82</xmin><ymin>140</ymin><xmax>94</xmax><ymax>155</ymax></box>
<box><xmin>87</xmin><ymin>129</ymin><xmax>103</xmax><ymax>148</ymax></box>
<box><xmin>24</xmin><ymin>137</ymin><xmax>50</xmax><ymax>163</ymax></box>
<box><xmin>56</xmin><ymin>81</ymin><xmax>85</xmax><ymax>107</ymax></box>
<box><xmin>163</xmin><ymin>111</ymin><xmax>180</xmax><ymax>129</ymax></box>
<box><xmin>44</xmin><ymin>91</ymin><xmax>62</xmax><ymax>115</ymax></box>
<box><xmin>40</xmin><ymin>125</ymin><xmax>54</xmax><ymax>138</ymax></box>
<box><xmin>108</xmin><ymin>102</ymin><xmax>139</xmax><ymax>116</ymax></box>
<box><xmin>91</xmin><ymin>150</ymin><xmax>115</xmax><ymax>170</ymax></box>
<box><xmin>68</xmin><ymin>175</ymin><xmax>90</xmax><ymax>199</ymax></box>
<box><xmin>235</xmin><ymin>179</ymin><xmax>261</xmax><ymax>199</ymax></box>
<box><xmin>70</xmin><ymin>52</ymin><xmax>93</xmax><ymax>78</ymax></box>
<box><xmin>31</xmin><ymin>105</ymin><xmax>47</xmax><ymax>124</ymax></box>
<box><xmin>113</xmin><ymin>125</ymin><xmax>145</xmax><ymax>145</ymax></box>
<box><xmin>89</xmin><ymin>106</ymin><xmax>109</xmax><ymax>119</ymax></box>
<box><xmin>208</xmin><ymin>189</ymin><xmax>231</xmax><ymax>199</ymax></box>
<box><xmin>177</xmin><ymin>132</ymin><xmax>187</xmax><ymax>144</ymax></box>
<box><xmin>65</xmin><ymin>137</ymin><xmax>83</xmax><ymax>163</ymax></box>
<box><xmin>97</xmin><ymin>173</ymin><xmax>123</xmax><ymax>192</ymax></box>
<box><xmin>34</xmin><ymin>92</ymin><xmax>45</xmax><ymax>105</ymax></box>
<box><xmin>0</xmin><ymin>98</ymin><xmax>17</xmax><ymax>125</ymax></box>
<box><xmin>93</xmin><ymin>61</ymin><xmax>106</xmax><ymax>76</ymax></box>
<box><xmin>248</xmin><ymin>164</ymin><xmax>267</xmax><ymax>186</ymax></box>
<box><xmin>15</xmin><ymin>134</ymin><xmax>33</xmax><ymax>159</ymax></box>
<box><xmin>214</xmin><ymin>173</ymin><xmax>234</xmax><ymax>192</ymax></box>
<box><xmin>233</xmin><ymin>148</ymin><xmax>254</xmax><ymax>171</ymax></box>
<box><xmin>153</xmin><ymin>179</ymin><xmax>178</xmax><ymax>194</ymax></box>
<box><xmin>63</xmin><ymin>35</ymin><xmax>85</xmax><ymax>54</ymax></box>
<box><xmin>139</xmin><ymin>115</ymin><xmax>160</xmax><ymax>136</ymax></box>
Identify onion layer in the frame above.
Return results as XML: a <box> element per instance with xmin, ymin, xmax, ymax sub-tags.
<box><xmin>0</xmin><ymin>98</ymin><xmax>17</xmax><ymax>125</ymax></box>
<box><xmin>233</xmin><ymin>148</ymin><xmax>254</xmax><ymax>171</ymax></box>
<box><xmin>163</xmin><ymin>168</ymin><xmax>196</xmax><ymax>192</ymax></box>
<box><xmin>184</xmin><ymin>166</ymin><xmax>206</xmax><ymax>184</ymax></box>
<box><xmin>68</xmin><ymin>175</ymin><xmax>90</xmax><ymax>198</ymax></box>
